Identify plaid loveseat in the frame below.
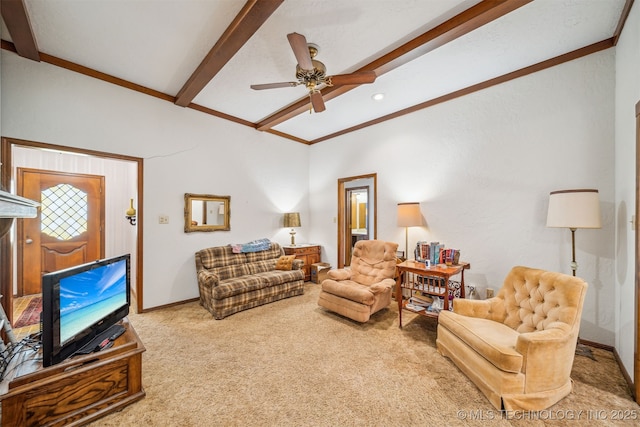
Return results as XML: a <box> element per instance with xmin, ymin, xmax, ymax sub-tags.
<box><xmin>195</xmin><ymin>243</ymin><xmax>305</xmax><ymax>319</ymax></box>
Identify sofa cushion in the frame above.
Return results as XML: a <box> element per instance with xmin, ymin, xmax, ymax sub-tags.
<box><xmin>214</xmin><ymin>264</ymin><xmax>251</xmax><ymax>281</ymax></box>
<box><xmin>198</xmin><ymin>245</ymin><xmax>246</xmax><ymax>269</ymax></box>
<box><xmin>246</xmin><ymin>260</ymin><xmax>277</xmax><ymax>275</ymax></box>
<box><xmin>439</xmin><ymin>310</ymin><xmax>523</xmax><ymax>373</ymax></box>
<box><xmin>213</xmin><ymin>275</ymin><xmax>269</xmax><ymax>300</ymax></box>
<box><xmin>245</xmin><ymin>244</ymin><xmax>282</xmax><ymax>263</ymax></box>
<box><xmin>321</xmin><ymin>279</ymin><xmax>375</xmax><ymax>306</ymax></box>
<box><xmin>254</xmin><ymin>270</ymin><xmax>304</xmax><ymax>286</ymax></box>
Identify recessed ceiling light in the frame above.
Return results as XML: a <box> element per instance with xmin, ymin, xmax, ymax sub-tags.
<box><xmin>371</xmin><ymin>93</ymin><xmax>385</xmax><ymax>101</ymax></box>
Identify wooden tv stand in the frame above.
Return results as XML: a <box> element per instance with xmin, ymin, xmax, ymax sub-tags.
<box><xmin>0</xmin><ymin>318</ymin><xmax>145</xmax><ymax>426</ymax></box>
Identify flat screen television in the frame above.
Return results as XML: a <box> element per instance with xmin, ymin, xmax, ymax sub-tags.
<box><xmin>41</xmin><ymin>254</ymin><xmax>130</xmax><ymax>367</ymax></box>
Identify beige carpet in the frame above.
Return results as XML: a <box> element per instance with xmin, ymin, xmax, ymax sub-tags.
<box><xmin>98</xmin><ymin>283</ymin><xmax>638</xmax><ymax>426</ymax></box>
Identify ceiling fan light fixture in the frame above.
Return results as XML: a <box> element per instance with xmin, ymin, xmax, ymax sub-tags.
<box><xmin>250</xmin><ymin>33</ymin><xmax>378</xmax><ymax>113</ymax></box>
<box><xmin>372</xmin><ymin>93</ymin><xmax>385</xmax><ymax>101</ymax></box>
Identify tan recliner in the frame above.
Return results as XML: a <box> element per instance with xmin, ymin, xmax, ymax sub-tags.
<box><xmin>318</xmin><ymin>240</ymin><xmax>398</xmax><ymax>322</ymax></box>
<box><xmin>436</xmin><ymin>266</ymin><xmax>588</xmax><ymax>411</ymax></box>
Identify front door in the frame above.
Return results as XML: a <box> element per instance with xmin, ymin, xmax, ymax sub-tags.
<box><xmin>17</xmin><ymin>168</ymin><xmax>105</xmax><ymax>296</ymax></box>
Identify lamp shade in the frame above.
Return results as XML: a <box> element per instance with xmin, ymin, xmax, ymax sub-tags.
<box><xmin>546</xmin><ymin>189</ymin><xmax>601</xmax><ymax>229</ymax></box>
<box><xmin>283</xmin><ymin>212</ymin><xmax>301</xmax><ymax>228</ymax></box>
<box><xmin>397</xmin><ymin>203</ymin><xmax>422</xmax><ymax>227</ymax></box>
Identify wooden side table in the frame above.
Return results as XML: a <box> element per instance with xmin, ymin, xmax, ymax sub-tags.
<box><xmin>283</xmin><ymin>244</ymin><xmax>321</xmax><ymax>281</ymax></box>
<box><xmin>395</xmin><ymin>260</ymin><xmax>470</xmax><ymax>328</ymax></box>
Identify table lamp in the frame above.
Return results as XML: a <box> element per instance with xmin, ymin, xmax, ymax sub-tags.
<box><xmin>283</xmin><ymin>212</ymin><xmax>301</xmax><ymax>246</ymax></box>
<box><xmin>397</xmin><ymin>202</ymin><xmax>422</xmax><ymax>259</ymax></box>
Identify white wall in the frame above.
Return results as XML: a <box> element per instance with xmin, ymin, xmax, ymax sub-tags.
<box><xmin>614</xmin><ymin>2</ymin><xmax>640</xmax><ymax>381</ymax></box>
<box><xmin>0</xmin><ymin>22</ymin><xmax>633</xmax><ymax>357</ymax></box>
<box><xmin>0</xmin><ymin>52</ymin><xmax>310</xmax><ymax>309</ymax></box>
<box><xmin>309</xmin><ymin>50</ymin><xmax>617</xmax><ymax>346</ymax></box>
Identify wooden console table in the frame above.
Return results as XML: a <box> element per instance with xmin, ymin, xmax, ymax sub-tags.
<box><xmin>0</xmin><ymin>318</ymin><xmax>145</xmax><ymax>426</ymax></box>
<box><xmin>283</xmin><ymin>244</ymin><xmax>321</xmax><ymax>281</ymax></box>
<box><xmin>396</xmin><ymin>260</ymin><xmax>469</xmax><ymax>328</ymax></box>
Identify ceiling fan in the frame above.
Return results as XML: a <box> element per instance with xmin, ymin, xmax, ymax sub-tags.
<box><xmin>250</xmin><ymin>32</ymin><xmax>377</xmax><ymax>113</ymax></box>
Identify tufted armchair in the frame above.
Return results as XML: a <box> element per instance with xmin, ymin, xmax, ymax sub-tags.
<box><xmin>318</xmin><ymin>240</ymin><xmax>398</xmax><ymax>322</ymax></box>
<box><xmin>436</xmin><ymin>266</ymin><xmax>588</xmax><ymax>411</ymax></box>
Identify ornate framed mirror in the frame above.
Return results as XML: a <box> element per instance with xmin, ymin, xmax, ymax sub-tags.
<box><xmin>184</xmin><ymin>193</ymin><xmax>230</xmax><ymax>232</ymax></box>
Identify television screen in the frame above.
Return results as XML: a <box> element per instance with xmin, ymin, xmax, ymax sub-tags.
<box><xmin>42</xmin><ymin>254</ymin><xmax>130</xmax><ymax>367</ymax></box>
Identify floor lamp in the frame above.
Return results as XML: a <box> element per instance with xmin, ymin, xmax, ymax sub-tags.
<box><xmin>546</xmin><ymin>189</ymin><xmax>601</xmax><ymax>358</ymax></box>
<box><xmin>397</xmin><ymin>203</ymin><xmax>422</xmax><ymax>260</ymax></box>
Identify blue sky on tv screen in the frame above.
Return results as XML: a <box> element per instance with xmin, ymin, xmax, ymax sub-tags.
<box><xmin>59</xmin><ymin>260</ymin><xmax>126</xmax><ymax>314</ymax></box>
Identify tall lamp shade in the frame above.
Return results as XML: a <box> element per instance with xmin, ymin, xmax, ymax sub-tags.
<box><xmin>283</xmin><ymin>212</ymin><xmax>301</xmax><ymax>246</ymax></box>
<box><xmin>546</xmin><ymin>189</ymin><xmax>601</xmax><ymax>276</ymax></box>
<box><xmin>397</xmin><ymin>203</ymin><xmax>422</xmax><ymax>259</ymax></box>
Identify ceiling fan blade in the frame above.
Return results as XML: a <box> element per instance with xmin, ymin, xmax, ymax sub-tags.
<box><xmin>327</xmin><ymin>71</ymin><xmax>377</xmax><ymax>86</ymax></box>
<box><xmin>287</xmin><ymin>32</ymin><xmax>313</xmax><ymax>71</ymax></box>
<box><xmin>250</xmin><ymin>82</ymin><xmax>298</xmax><ymax>90</ymax></box>
<box><xmin>310</xmin><ymin>91</ymin><xmax>326</xmax><ymax>113</ymax></box>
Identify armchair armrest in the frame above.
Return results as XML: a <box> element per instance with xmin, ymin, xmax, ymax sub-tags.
<box><xmin>368</xmin><ymin>278</ymin><xmax>396</xmax><ymax>294</ymax></box>
<box><xmin>453</xmin><ymin>296</ymin><xmax>507</xmax><ymax>323</ymax></box>
<box><xmin>515</xmin><ymin>322</ymin><xmax>576</xmax><ymax>384</ymax></box>
<box><xmin>328</xmin><ymin>268</ymin><xmax>352</xmax><ymax>281</ymax></box>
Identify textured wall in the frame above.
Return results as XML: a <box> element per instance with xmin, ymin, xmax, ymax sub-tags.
<box><xmin>0</xmin><ymin>35</ymin><xmax>626</xmax><ymax>350</ymax></box>
<box><xmin>309</xmin><ymin>50</ymin><xmax>616</xmax><ymax>346</ymax></box>
<box><xmin>614</xmin><ymin>1</ymin><xmax>640</xmax><ymax>380</ymax></box>
<box><xmin>0</xmin><ymin>52</ymin><xmax>310</xmax><ymax>309</ymax></box>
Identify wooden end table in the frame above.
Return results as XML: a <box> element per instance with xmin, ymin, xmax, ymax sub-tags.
<box><xmin>395</xmin><ymin>260</ymin><xmax>470</xmax><ymax>328</ymax></box>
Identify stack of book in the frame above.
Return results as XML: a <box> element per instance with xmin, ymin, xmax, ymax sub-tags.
<box><xmin>406</xmin><ymin>291</ymin><xmax>433</xmax><ymax>312</ymax></box>
<box><xmin>414</xmin><ymin>241</ymin><xmax>431</xmax><ymax>262</ymax></box>
<box><xmin>415</xmin><ymin>241</ymin><xmax>461</xmax><ymax>266</ymax></box>
<box><xmin>439</xmin><ymin>248</ymin><xmax>460</xmax><ymax>265</ymax></box>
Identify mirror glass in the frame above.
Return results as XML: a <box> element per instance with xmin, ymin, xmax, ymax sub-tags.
<box><xmin>184</xmin><ymin>193</ymin><xmax>230</xmax><ymax>232</ymax></box>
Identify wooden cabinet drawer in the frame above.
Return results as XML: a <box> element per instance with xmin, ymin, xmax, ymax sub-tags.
<box><xmin>283</xmin><ymin>245</ymin><xmax>321</xmax><ymax>282</ymax></box>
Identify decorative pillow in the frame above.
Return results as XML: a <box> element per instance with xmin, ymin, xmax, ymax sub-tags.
<box><xmin>275</xmin><ymin>255</ymin><xmax>297</xmax><ymax>271</ymax></box>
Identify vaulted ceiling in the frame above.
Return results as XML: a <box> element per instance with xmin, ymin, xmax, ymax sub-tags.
<box><xmin>1</xmin><ymin>0</ymin><xmax>633</xmax><ymax>145</ymax></box>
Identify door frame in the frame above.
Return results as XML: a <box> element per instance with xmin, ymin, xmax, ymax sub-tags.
<box><xmin>635</xmin><ymin>99</ymin><xmax>639</xmax><ymax>404</ymax></box>
<box><xmin>0</xmin><ymin>137</ymin><xmax>144</xmax><ymax>323</ymax></box>
<box><xmin>337</xmin><ymin>173</ymin><xmax>377</xmax><ymax>268</ymax></box>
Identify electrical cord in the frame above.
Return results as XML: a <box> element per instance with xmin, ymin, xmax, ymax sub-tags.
<box><xmin>0</xmin><ymin>333</ymin><xmax>42</xmax><ymax>381</ymax></box>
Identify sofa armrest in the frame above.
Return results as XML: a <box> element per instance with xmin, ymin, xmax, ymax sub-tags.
<box><xmin>328</xmin><ymin>268</ymin><xmax>352</xmax><ymax>281</ymax></box>
<box><xmin>197</xmin><ymin>269</ymin><xmax>219</xmax><ymax>288</ymax></box>
<box><xmin>292</xmin><ymin>259</ymin><xmax>304</xmax><ymax>270</ymax></box>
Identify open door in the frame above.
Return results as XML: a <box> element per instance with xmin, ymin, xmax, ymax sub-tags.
<box><xmin>337</xmin><ymin>174</ymin><xmax>376</xmax><ymax>268</ymax></box>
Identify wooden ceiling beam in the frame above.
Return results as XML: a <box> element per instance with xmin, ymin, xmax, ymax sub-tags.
<box><xmin>256</xmin><ymin>0</ymin><xmax>532</xmax><ymax>131</ymax></box>
<box><xmin>1</xmin><ymin>0</ymin><xmax>39</xmax><ymax>61</ymax></box>
<box><xmin>174</xmin><ymin>0</ymin><xmax>283</xmax><ymax>107</ymax></box>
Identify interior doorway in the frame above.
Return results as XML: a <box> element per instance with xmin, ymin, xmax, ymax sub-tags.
<box><xmin>337</xmin><ymin>174</ymin><xmax>376</xmax><ymax>268</ymax></box>
<box><xmin>17</xmin><ymin>169</ymin><xmax>105</xmax><ymax>297</ymax></box>
<box><xmin>0</xmin><ymin>137</ymin><xmax>144</xmax><ymax>326</ymax></box>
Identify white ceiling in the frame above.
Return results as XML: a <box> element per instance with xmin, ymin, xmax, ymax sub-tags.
<box><xmin>0</xmin><ymin>0</ymin><xmax>629</xmax><ymax>143</ymax></box>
